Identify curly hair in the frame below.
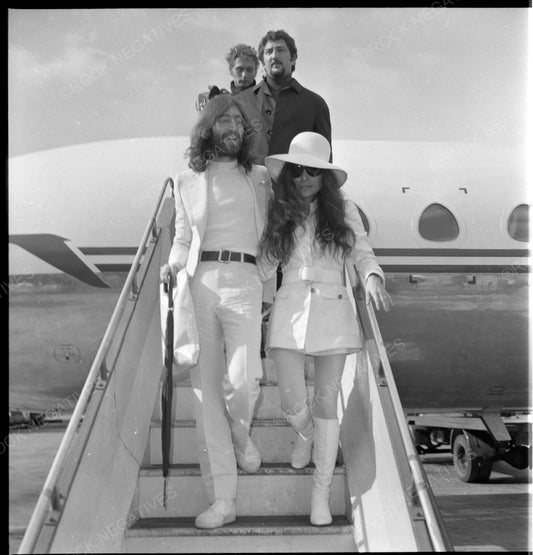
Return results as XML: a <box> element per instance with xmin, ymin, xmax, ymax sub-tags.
<box><xmin>258</xmin><ymin>29</ymin><xmax>298</xmax><ymax>72</ymax></box>
<box><xmin>225</xmin><ymin>43</ymin><xmax>259</xmax><ymax>71</ymax></box>
<box><xmin>186</xmin><ymin>95</ymin><xmax>255</xmax><ymax>174</ymax></box>
<box><xmin>259</xmin><ymin>165</ymin><xmax>355</xmax><ymax>266</ymax></box>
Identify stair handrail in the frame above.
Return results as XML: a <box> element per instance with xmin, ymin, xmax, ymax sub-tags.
<box><xmin>18</xmin><ymin>177</ymin><xmax>175</xmax><ymax>554</ymax></box>
<box><xmin>353</xmin><ymin>271</ymin><xmax>452</xmax><ymax>552</ymax></box>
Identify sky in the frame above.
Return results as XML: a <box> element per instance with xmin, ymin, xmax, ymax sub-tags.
<box><xmin>8</xmin><ymin>7</ymin><xmax>530</xmax><ymax>157</ymax></box>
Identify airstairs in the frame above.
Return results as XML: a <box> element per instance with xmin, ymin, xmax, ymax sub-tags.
<box><xmin>18</xmin><ymin>178</ymin><xmax>453</xmax><ymax>553</ymax></box>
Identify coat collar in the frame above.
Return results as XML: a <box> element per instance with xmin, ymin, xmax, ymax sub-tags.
<box><xmin>252</xmin><ymin>77</ymin><xmax>302</xmax><ymax>96</ymax></box>
<box><xmin>230</xmin><ymin>79</ymin><xmax>256</xmax><ymax>95</ymax></box>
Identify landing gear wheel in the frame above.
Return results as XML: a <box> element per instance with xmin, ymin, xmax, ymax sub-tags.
<box><xmin>452</xmin><ymin>433</ymin><xmax>493</xmax><ymax>483</ymax></box>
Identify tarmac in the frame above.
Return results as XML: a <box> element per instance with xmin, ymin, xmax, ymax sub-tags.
<box><xmin>420</xmin><ymin>451</ymin><xmax>531</xmax><ymax>552</ymax></box>
<box><xmin>8</xmin><ymin>423</ymin><xmax>532</xmax><ymax>553</ymax></box>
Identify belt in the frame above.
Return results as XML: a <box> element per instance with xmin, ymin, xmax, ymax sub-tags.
<box><xmin>282</xmin><ymin>266</ymin><xmax>344</xmax><ymax>285</ymax></box>
<box><xmin>200</xmin><ymin>250</ymin><xmax>256</xmax><ymax>265</ymax></box>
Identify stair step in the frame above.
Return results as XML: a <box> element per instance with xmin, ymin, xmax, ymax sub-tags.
<box><xmin>152</xmin><ymin>384</ymin><xmax>315</xmax><ymax>421</ymax></box>
<box><xmin>135</xmin><ymin>463</ymin><xmax>346</xmax><ymax>518</ymax></box>
<box><xmin>125</xmin><ymin>515</ymin><xmax>354</xmax><ymax>552</ymax></box>
<box><xmin>149</xmin><ymin>418</ymin><xmax>336</xmax><ymax>465</ymax></box>
<box><xmin>149</xmin><ymin>419</ymin><xmax>342</xmax><ymax>465</ymax></box>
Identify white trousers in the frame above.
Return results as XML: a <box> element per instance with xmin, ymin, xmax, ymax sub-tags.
<box><xmin>189</xmin><ymin>261</ymin><xmax>263</xmax><ymax>502</ymax></box>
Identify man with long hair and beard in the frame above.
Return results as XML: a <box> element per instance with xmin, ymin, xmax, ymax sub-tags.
<box><xmin>258</xmin><ymin>132</ymin><xmax>392</xmax><ymax>526</ymax></box>
<box><xmin>160</xmin><ymin>95</ymin><xmax>271</xmax><ymax>529</ymax></box>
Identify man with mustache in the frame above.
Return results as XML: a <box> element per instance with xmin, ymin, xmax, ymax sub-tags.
<box><xmin>161</xmin><ymin>95</ymin><xmax>271</xmax><ymax>529</ymax></box>
<box><xmin>237</xmin><ymin>29</ymin><xmax>332</xmax><ymax>164</ymax></box>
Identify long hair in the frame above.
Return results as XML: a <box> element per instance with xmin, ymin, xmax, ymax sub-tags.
<box><xmin>259</xmin><ymin>165</ymin><xmax>355</xmax><ymax>266</ymax></box>
<box><xmin>186</xmin><ymin>95</ymin><xmax>255</xmax><ymax>173</ymax></box>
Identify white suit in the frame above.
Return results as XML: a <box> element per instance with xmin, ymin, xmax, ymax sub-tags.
<box><xmin>168</xmin><ymin>163</ymin><xmax>271</xmax><ymax>502</ymax></box>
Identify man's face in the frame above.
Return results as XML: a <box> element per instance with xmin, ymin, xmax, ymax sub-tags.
<box><xmin>211</xmin><ymin>105</ymin><xmax>245</xmax><ymax>157</ymax></box>
<box><xmin>230</xmin><ymin>56</ymin><xmax>257</xmax><ymax>90</ymax></box>
<box><xmin>262</xmin><ymin>39</ymin><xmax>294</xmax><ymax>80</ymax></box>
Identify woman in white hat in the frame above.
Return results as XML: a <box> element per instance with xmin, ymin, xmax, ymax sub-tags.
<box><xmin>258</xmin><ymin>132</ymin><xmax>391</xmax><ymax>526</ymax></box>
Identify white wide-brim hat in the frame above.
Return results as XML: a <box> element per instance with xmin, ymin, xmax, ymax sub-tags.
<box><xmin>265</xmin><ymin>132</ymin><xmax>347</xmax><ymax>187</ymax></box>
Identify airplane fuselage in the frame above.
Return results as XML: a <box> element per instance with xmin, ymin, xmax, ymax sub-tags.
<box><xmin>9</xmin><ymin>138</ymin><xmax>530</xmax><ymax>417</ymax></box>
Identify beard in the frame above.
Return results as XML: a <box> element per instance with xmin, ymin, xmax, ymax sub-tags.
<box><xmin>211</xmin><ymin>130</ymin><xmax>243</xmax><ymax>157</ymax></box>
<box><xmin>268</xmin><ymin>60</ymin><xmax>289</xmax><ymax>81</ymax></box>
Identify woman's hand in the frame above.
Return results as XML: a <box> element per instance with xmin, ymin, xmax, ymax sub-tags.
<box><xmin>365</xmin><ymin>274</ymin><xmax>392</xmax><ymax>311</ymax></box>
<box><xmin>160</xmin><ymin>262</ymin><xmax>182</xmax><ymax>283</ymax></box>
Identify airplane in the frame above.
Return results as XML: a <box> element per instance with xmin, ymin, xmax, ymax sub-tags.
<box><xmin>8</xmin><ymin>136</ymin><xmax>530</xmax><ymax>481</ymax></box>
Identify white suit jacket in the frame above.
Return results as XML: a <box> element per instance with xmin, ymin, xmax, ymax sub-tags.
<box><xmin>168</xmin><ymin>163</ymin><xmax>272</xmax><ymax>284</ymax></box>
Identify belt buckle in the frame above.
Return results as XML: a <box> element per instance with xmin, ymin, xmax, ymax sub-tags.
<box><xmin>218</xmin><ymin>250</ymin><xmax>232</xmax><ymax>263</ymax></box>
<box><xmin>298</xmin><ymin>265</ymin><xmax>316</xmax><ymax>281</ymax></box>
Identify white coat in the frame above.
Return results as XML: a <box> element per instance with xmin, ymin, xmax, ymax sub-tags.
<box><xmin>258</xmin><ymin>200</ymin><xmax>384</xmax><ymax>354</ymax></box>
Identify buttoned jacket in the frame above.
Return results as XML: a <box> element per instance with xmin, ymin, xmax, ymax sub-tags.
<box><xmin>236</xmin><ymin>78</ymin><xmax>332</xmax><ymax>164</ymax></box>
<box><xmin>259</xmin><ymin>200</ymin><xmax>385</xmax><ymax>352</ymax></box>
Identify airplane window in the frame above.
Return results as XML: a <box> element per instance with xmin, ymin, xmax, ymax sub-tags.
<box><xmin>419</xmin><ymin>203</ymin><xmax>459</xmax><ymax>241</ymax></box>
<box><xmin>507</xmin><ymin>204</ymin><xmax>529</xmax><ymax>242</ymax></box>
<box><xmin>356</xmin><ymin>206</ymin><xmax>370</xmax><ymax>234</ymax></box>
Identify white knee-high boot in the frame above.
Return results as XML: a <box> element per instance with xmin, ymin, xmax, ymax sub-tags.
<box><xmin>310</xmin><ymin>417</ymin><xmax>340</xmax><ymax>526</ymax></box>
<box><xmin>282</xmin><ymin>406</ymin><xmax>314</xmax><ymax>469</ymax></box>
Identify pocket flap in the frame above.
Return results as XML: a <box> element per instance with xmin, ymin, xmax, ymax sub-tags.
<box><xmin>317</xmin><ymin>284</ymin><xmax>347</xmax><ymax>300</ymax></box>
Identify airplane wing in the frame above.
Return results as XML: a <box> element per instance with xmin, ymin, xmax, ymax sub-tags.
<box><xmin>9</xmin><ymin>233</ymin><xmax>109</xmax><ymax>288</ymax></box>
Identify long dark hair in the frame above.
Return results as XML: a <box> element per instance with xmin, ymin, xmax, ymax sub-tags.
<box><xmin>259</xmin><ymin>165</ymin><xmax>355</xmax><ymax>266</ymax></box>
<box><xmin>186</xmin><ymin>95</ymin><xmax>255</xmax><ymax>173</ymax></box>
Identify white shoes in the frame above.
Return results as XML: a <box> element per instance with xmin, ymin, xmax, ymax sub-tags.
<box><xmin>195</xmin><ymin>498</ymin><xmax>236</xmax><ymax>529</ymax></box>
<box><xmin>234</xmin><ymin>436</ymin><xmax>261</xmax><ymax>473</ymax></box>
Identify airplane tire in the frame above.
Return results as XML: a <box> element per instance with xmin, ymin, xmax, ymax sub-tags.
<box><xmin>452</xmin><ymin>433</ymin><xmax>493</xmax><ymax>483</ymax></box>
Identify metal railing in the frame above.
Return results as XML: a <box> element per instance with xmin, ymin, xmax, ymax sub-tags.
<box><xmin>18</xmin><ymin>177</ymin><xmax>174</xmax><ymax>554</ymax></box>
<box><xmin>353</xmin><ymin>272</ymin><xmax>453</xmax><ymax>552</ymax></box>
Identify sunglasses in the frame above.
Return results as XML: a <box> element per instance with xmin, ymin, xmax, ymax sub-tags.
<box><xmin>289</xmin><ymin>164</ymin><xmax>324</xmax><ymax>178</ymax></box>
